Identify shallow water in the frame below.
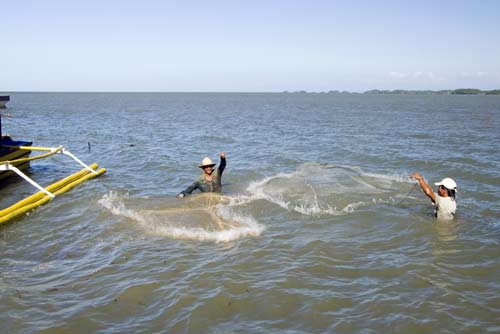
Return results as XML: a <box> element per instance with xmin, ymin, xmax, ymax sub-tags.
<box><xmin>1</xmin><ymin>93</ymin><xmax>499</xmax><ymax>333</ymax></box>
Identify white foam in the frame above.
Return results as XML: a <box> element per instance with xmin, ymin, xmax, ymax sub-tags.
<box><xmin>98</xmin><ymin>191</ymin><xmax>145</xmax><ymax>223</ymax></box>
<box><xmin>98</xmin><ymin>191</ymin><xmax>264</xmax><ymax>243</ymax></box>
<box><xmin>245</xmin><ymin>177</ymin><xmax>344</xmax><ymax>216</ymax></box>
<box><xmin>144</xmin><ymin>221</ymin><xmax>264</xmax><ymax>243</ymax></box>
<box><xmin>99</xmin><ymin>164</ymin><xmax>413</xmax><ymax>228</ymax></box>
<box><xmin>243</xmin><ymin>163</ymin><xmax>414</xmax><ymax>216</ymax></box>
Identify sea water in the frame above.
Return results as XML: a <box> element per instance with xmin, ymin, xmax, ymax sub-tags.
<box><xmin>1</xmin><ymin>93</ymin><xmax>499</xmax><ymax>333</ymax></box>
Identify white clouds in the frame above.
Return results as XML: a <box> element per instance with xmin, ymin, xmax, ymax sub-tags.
<box><xmin>389</xmin><ymin>71</ymin><xmax>408</xmax><ymax>79</ymax></box>
<box><xmin>460</xmin><ymin>71</ymin><xmax>486</xmax><ymax>78</ymax></box>
<box><xmin>426</xmin><ymin>72</ymin><xmax>445</xmax><ymax>81</ymax></box>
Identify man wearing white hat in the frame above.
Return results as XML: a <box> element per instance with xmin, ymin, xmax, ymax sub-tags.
<box><xmin>411</xmin><ymin>172</ymin><xmax>457</xmax><ymax>220</ymax></box>
<box><xmin>177</xmin><ymin>152</ymin><xmax>226</xmax><ymax>197</ymax></box>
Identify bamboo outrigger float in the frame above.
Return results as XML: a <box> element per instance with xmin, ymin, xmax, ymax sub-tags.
<box><xmin>0</xmin><ymin>98</ymin><xmax>106</xmax><ymax>225</ymax></box>
<box><xmin>0</xmin><ymin>144</ymin><xmax>106</xmax><ymax>224</ymax></box>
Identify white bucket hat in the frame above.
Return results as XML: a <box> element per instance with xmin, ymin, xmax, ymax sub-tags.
<box><xmin>199</xmin><ymin>157</ymin><xmax>215</xmax><ymax>168</ymax></box>
<box><xmin>435</xmin><ymin>178</ymin><xmax>457</xmax><ymax>191</ymax></box>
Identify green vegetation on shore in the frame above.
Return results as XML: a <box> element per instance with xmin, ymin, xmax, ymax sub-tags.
<box><xmin>282</xmin><ymin>89</ymin><xmax>500</xmax><ymax>95</ymax></box>
<box><xmin>364</xmin><ymin>88</ymin><xmax>500</xmax><ymax>95</ymax></box>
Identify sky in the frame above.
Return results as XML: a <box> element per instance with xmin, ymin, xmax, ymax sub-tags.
<box><xmin>1</xmin><ymin>0</ymin><xmax>500</xmax><ymax>92</ymax></box>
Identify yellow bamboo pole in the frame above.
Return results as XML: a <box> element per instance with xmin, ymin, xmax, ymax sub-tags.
<box><xmin>2</xmin><ymin>147</ymin><xmax>63</xmax><ymax>165</ymax></box>
<box><xmin>0</xmin><ymin>196</ymin><xmax>52</xmax><ymax>224</ymax></box>
<box><xmin>2</xmin><ymin>145</ymin><xmax>60</xmax><ymax>152</ymax></box>
<box><xmin>47</xmin><ymin>163</ymin><xmax>99</xmax><ymax>193</ymax></box>
<box><xmin>0</xmin><ymin>163</ymin><xmax>106</xmax><ymax>225</ymax></box>
<box><xmin>0</xmin><ymin>148</ymin><xmax>31</xmax><ymax>162</ymax></box>
<box><xmin>0</xmin><ymin>192</ymin><xmax>45</xmax><ymax>218</ymax></box>
<box><xmin>0</xmin><ymin>163</ymin><xmax>98</xmax><ymax>218</ymax></box>
<box><xmin>52</xmin><ymin>168</ymin><xmax>106</xmax><ymax>196</ymax></box>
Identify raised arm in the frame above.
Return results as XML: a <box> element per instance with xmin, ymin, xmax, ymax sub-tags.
<box><xmin>411</xmin><ymin>172</ymin><xmax>436</xmax><ymax>203</ymax></box>
<box><xmin>218</xmin><ymin>152</ymin><xmax>226</xmax><ymax>175</ymax></box>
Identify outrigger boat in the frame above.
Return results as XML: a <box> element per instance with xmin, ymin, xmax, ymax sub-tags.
<box><xmin>0</xmin><ymin>103</ymin><xmax>106</xmax><ymax>225</ymax></box>
<box><xmin>0</xmin><ymin>136</ymin><xmax>32</xmax><ymax>182</ymax></box>
<box><xmin>0</xmin><ymin>95</ymin><xmax>9</xmax><ymax>109</ymax></box>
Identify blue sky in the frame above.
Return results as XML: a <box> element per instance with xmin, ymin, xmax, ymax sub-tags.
<box><xmin>2</xmin><ymin>0</ymin><xmax>499</xmax><ymax>92</ymax></box>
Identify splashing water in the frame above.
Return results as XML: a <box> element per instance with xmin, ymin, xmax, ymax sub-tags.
<box><xmin>245</xmin><ymin>163</ymin><xmax>415</xmax><ymax>216</ymax></box>
<box><xmin>98</xmin><ymin>164</ymin><xmax>416</xmax><ymax>242</ymax></box>
<box><xmin>98</xmin><ymin>191</ymin><xmax>265</xmax><ymax>243</ymax></box>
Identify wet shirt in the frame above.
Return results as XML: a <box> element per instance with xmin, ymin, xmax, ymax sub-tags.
<box><xmin>180</xmin><ymin>157</ymin><xmax>226</xmax><ymax>195</ymax></box>
<box><xmin>434</xmin><ymin>194</ymin><xmax>456</xmax><ymax>220</ymax></box>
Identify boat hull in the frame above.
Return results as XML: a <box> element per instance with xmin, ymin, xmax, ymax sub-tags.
<box><xmin>0</xmin><ymin>95</ymin><xmax>9</xmax><ymax>109</ymax></box>
<box><xmin>0</xmin><ymin>137</ymin><xmax>33</xmax><ymax>182</ymax></box>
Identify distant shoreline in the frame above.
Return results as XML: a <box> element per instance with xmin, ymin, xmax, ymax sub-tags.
<box><xmin>2</xmin><ymin>89</ymin><xmax>500</xmax><ymax>95</ymax></box>
<box><xmin>363</xmin><ymin>88</ymin><xmax>500</xmax><ymax>95</ymax></box>
<box><xmin>284</xmin><ymin>88</ymin><xmax>500</xmax><ymax>95</ymax></box>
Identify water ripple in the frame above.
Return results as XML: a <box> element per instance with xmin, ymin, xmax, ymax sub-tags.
<box><xmin>1</xmin><ymin>93</ymin><xmax>499</xmax><ymax>333</ymax></box>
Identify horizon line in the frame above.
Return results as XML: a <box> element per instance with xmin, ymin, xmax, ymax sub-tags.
<box><xmin>2</xmin><ymin>88</ymin><xmax>499</xmax><ymax>94</ymax></box>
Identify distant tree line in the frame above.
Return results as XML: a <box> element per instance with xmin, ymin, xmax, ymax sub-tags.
<box><xmin>363</xmin><ymin>88</ymin><xmax>500</xmax><ymax>95</ymax></box>
<box><xmin>451</xmin><ymin>88</ymin><xmax>500</xmax><ymax>95</ymax></box>
<box><xmin>282</xmin><ymin>89</ymin><xmax>500</xmax><ymax>95</ymax></box>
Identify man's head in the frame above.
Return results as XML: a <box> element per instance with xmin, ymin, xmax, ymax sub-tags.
<box><xmin>199</xmin><ymin>157</ymin><xmax>216</xmax><ymax>175</ymax></box>
<box><xmin>435</xmin><ymin>178</ymin><xmax>457</xmax><ymax>198</ymax></box>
